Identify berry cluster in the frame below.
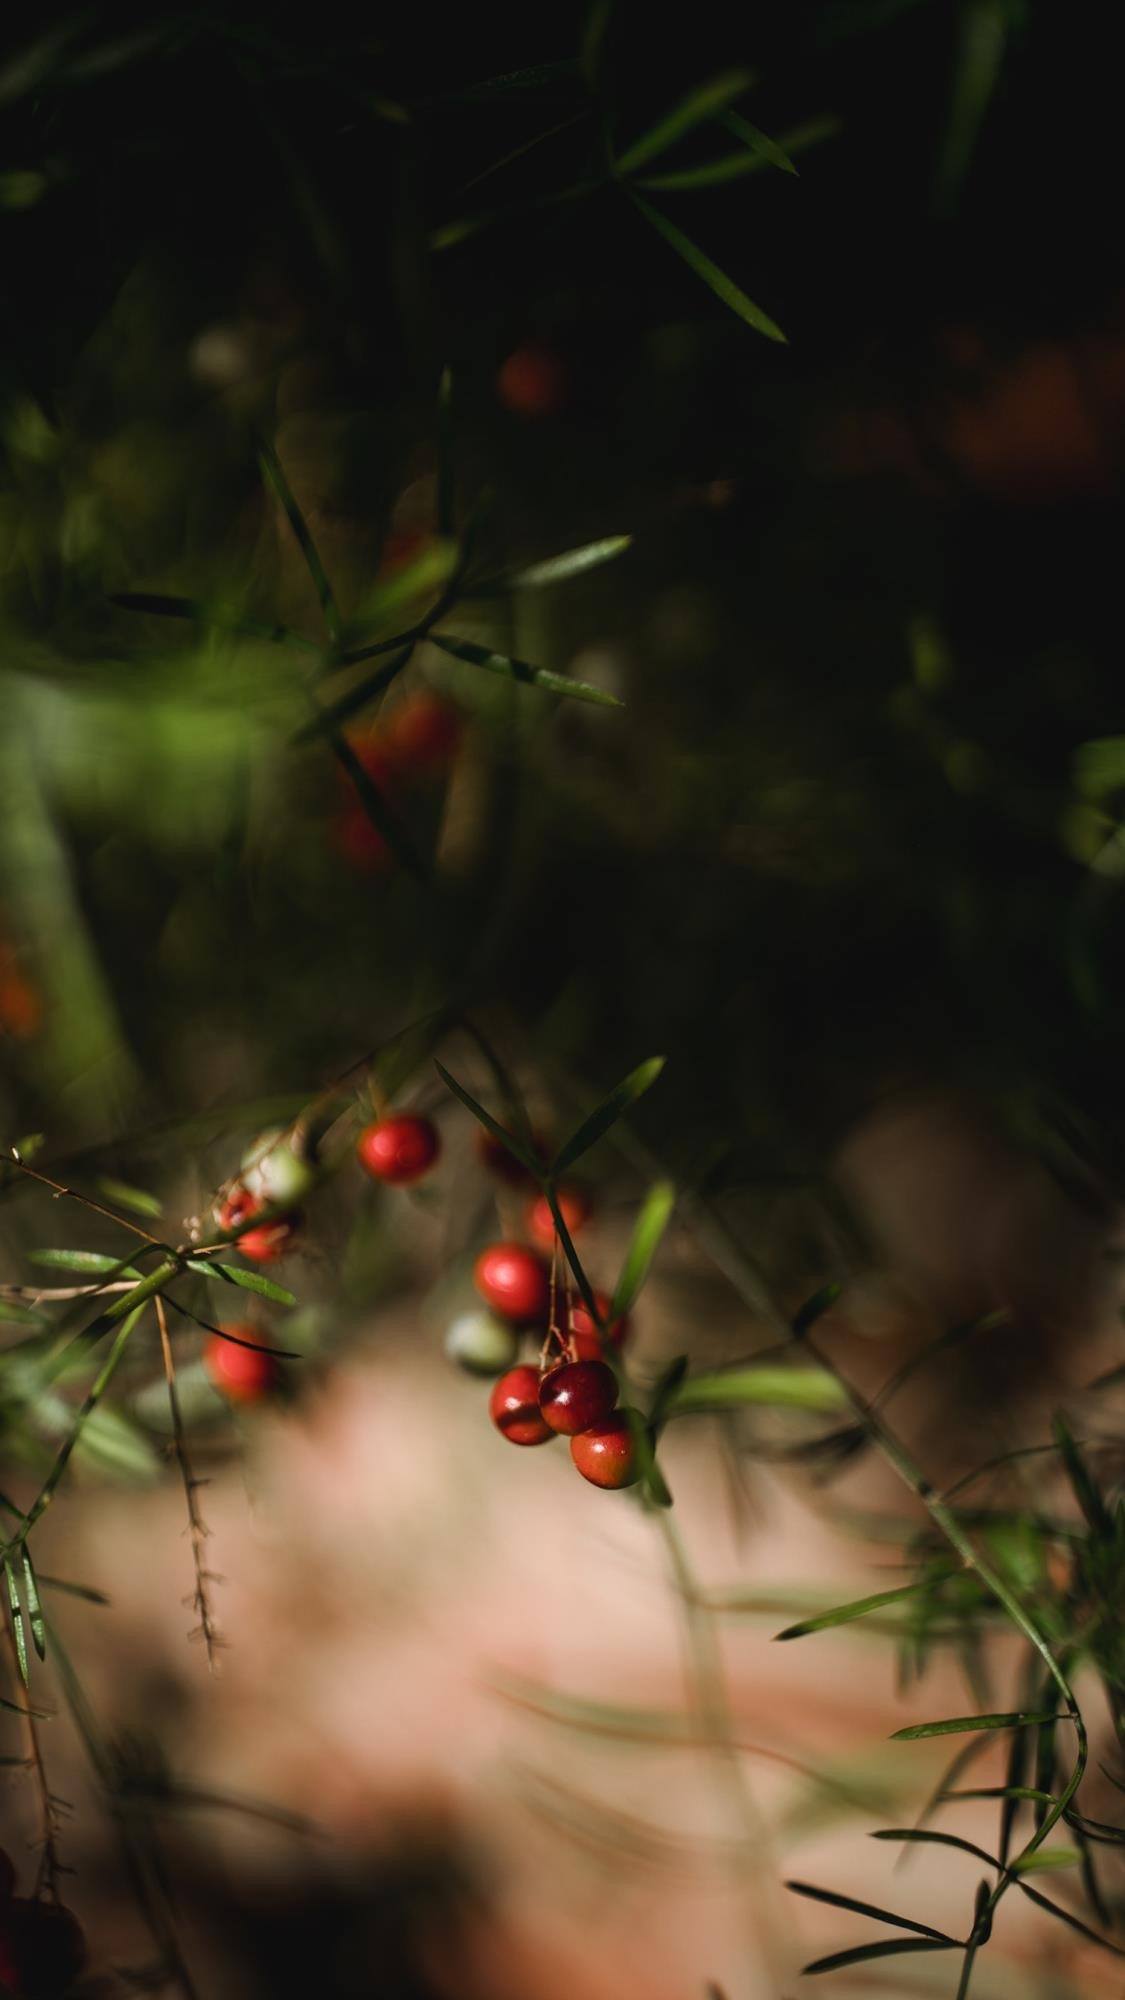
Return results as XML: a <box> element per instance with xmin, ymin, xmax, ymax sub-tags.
<box><xmin>0</xmin><ymin>1851</ymin><xmax>86</xmax><ymax>1999</ymax></box>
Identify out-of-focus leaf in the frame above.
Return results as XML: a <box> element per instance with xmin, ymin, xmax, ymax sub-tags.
<box><xmin>611</xmin><ymin>1179</ymin><xmax>675</xmax><ymax>1317</ymax></box>
<box><xmin>615</xmin><ymin>70</ymin><xmax>754</xmax><ymax>177</ymax></box>
<box><xmin>109</xmin><ymin>592</ymin><xmax>314</xmax><ymax>649</ymax></box>
<box><xmin>892</xmin><ymin>1712</ymin><xmax>1056</xmax><ymax>1741</ymax></box>
<box><xmin>184</xmin><ymin>1260</ymin><xmax>296</xmax><ymax>1307</ymax></box>
<box><xmin>1013</xmin><ymin>1847</ymin><xmax>1081</xmax><ymax>1875</ymax></box>
<box><xmin>628</xmin><ymin>193</ymin><xmax>787</xmax><ymax>342</ymax></box>
<box><xmin>71</xmin><ymin>1403</ymin><xmax>161</xmax><ymax>1482</ymax></box>
<box><xmin>340</xmin><ymin>538</ymin><xmax>458</xmax><ymax>642</ymax></box>
<box><xmin>793</xmin><ymin>1282</ymin><xmax>842</xmax><ymax>1338</ymax></box>
<box><xmin>718</xmin><ymin>108</ymin><xmax>800</xmax><ymax>174</ymax></box>
<box><xmin>28</xmin><ymin>1250</ymin><xmax>143</xmax><ymax>1277</ymax></box>
<box><xmin>429</xmin><ymin>632</ymin><xmax>624</xmax><ymax>707</ymax></box>
<box><xmin>554</xmin><ymin>1058</ymin><xmax>665</xmax><ymax>1174</ymax></box>
<box><xmin>257</xmin><ymin>436</ymin><xmax>341</xmax><ymax>645</ymax></box>
<box><xmin>668</xmin><ymin>1365</ymin><xmax>848</xmax><ymax>1416</ymax></box>
<box><xmin>95</xmin><ymin>1178</ymin><xmax>162</xmax><ymax>1219</ymax></box>
<box><xmin>638</xmin><ymin>114</ymin><xmax>840</xmax><ymax>192</ymax></box>
<box><xmin>490</xmin><ymin>536</ymin><xmax>633</xmax><ymax>591</ymax></box>
<box><xmin>1053</xmin><ymin>1413</ymin><xmax>1112</xmax><ymax>1536</ymax></box>
<box><xmin>291</xmin><ymin>642</ymin><xmax>415</xmax><ymax>744</ymax></box>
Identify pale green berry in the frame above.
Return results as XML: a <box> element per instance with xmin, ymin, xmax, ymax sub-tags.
<box><xmin>444</xmin><ymin>1310</ymin><xmax>520</xmax><ymax>1378</ymax></box>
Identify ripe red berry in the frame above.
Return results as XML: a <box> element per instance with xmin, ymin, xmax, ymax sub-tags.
<box><xmin>382</xmin><ymin>692</ymin><xmax>461</xmax><ymax>775</ymax></box>
<box><xmin>570</xmin><ymin>1410</ymin><xmax>641</xmax><ymax>1489</ymax></box>
<box><xmin>526</xmin><ymin>1184</ymin><xmax>591</xmax><ymax>1253</ymax></box>
<box><xmin>204</xmin><ymin>1324</ymin><xmax>281</xmax><ymax>1404</ymax></box>
<box><xmin>489</xmin><ymin>1365</ymin><xmax>554</xmax><ymax>1446</ymax></box>
<box><xmin>0</xmin><ymin>1845</ymin><xmax>14</xmax><ymax>1901</ymax></box>
<box><xmin>475</xmin><ymin>1128</ymin><xmax>546</xmax><ymax>1188</ymax></box>
<box><xmin>568</xmin><ymin>1290</ymin><xmax>630</xmax><ymax>1361</ymax></box>
<box><xmin>357</xmin><ymin>1113</ymin><xmax>441</xmax><ymax>1186</ymax></box>
<box><xmin>538</xmin><ymin>1358</ymin><xmax>618</xmax><ymax>1436</ymax></box>
<box><xmin>238</xmin><ymin>1216</ymin><xmax>299</xmax><ymax>1263</ymax></box>
<box><xmin>0</xmin><ymin>1899</ymin><xmax>87</xmax><ymax>1998</ymax></box>
<box><xmin>474</xmin><ymin>1242</ymin><xmax>551</xmax><ymax>1324</ymax></box>
<box><xmin>497</xmin><ymin>342</ymin><xmax>566</xmax><ymax>418</ymax></box>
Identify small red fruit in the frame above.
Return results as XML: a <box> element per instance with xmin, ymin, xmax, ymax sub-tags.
<box><xmin>538</xmin><ymin>1358</ymin><xmax>617</xmax><ymax>1436</ymax></box>
<box><xmin>0</xmin><ymin>1898</ymin><xmax>87</xmax><ymax>1997</ymax></box>
<box><xmin>497</xmin><ymin>342</ymin><xmax>566</xmax><ymax>418</ymax></box>
<box><xmin>570</xmin><ymin>1410</ymin><xmax>641</xmax><ymax>1489</ymax></box>
<box><xmin>204</xmin><ymin>1324</ymin><xmax>281</xmax><ymax>1404</ymax></box>
<box><xmin>357</xmin><ymin>1113</ymin><xmax>441</xmax><ymax>1186</ymax></box>
<box><xmin>474</xmin><ymin>1242</ymin><xmax>550</xmax><ymax>1324</ymax></box>
<box><xmin>568</xmin><ymin>1290</ymin><xmax>630</xmax><ymax>1362</ymax></box>
<box><xmin>238</xmin><ymin>1216</ymin><xmax>299</xmax><ymax>1263</ymax></box>
<box><xmin>382</xmin><ymin>692</ymin><xmax>462</xmax><ymax>775</ymax></box>
<box><xmin>489</xmin><ymin>1364</ymin><xmax>554</xmax><ymax>1446</ymax></box>
<box><xmin>526</xmin><ymin>1184</ymin><xmax>590</xmax><ymax>1253</ymax></box>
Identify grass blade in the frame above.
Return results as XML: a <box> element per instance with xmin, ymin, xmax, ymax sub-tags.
<box><xmin>802</xmin><ymin>1938</ymin><xmax>956</xmax><ymax>1976</ymax></box>
<box><xmin>615</xmin><ymin>70</ymin><xmax>754</xmax><ymax>177</ymax></box>
<box><xmin>495</xmin><ymin>536</ymin><xmax>633</xmax><ymax>590</ymax></box>
<box><xmin>257</xmin><ymin>434</ymin><xmax>341</xmax><ymax>646</ymax></box>
<box><xmin>434</xmin><ymin>1061</ymin><xmax>540</xmax><ymax>1174</ymax></box>
<box><xmin>628</xmin><ymin>192</ymin><xmax>786</xmax><ymax>343</ymax></box>
<box><xmin>786</xmin><ymin>1878</ymin><xmax>956</xmax><ymax>1943</ymax></box>
<box><xmin>776</xmin><ymin>1575</ymin><xmax>955</xmax><ymax>1642</ymax></box>
<box><xmin>4</xmin><ymin>1558</ymin><xmax>28</xmax><ymax>1685</ymax></box>
<box><xmin>667</xmin><ymin>1365</ymin><xmax>848</xmax><ymax>1416</ymax></box>
<box><xmin>185</xmin><ymin>1261</ymin><xmax>296</xmax><ymax>1306</ymax></box>
<box><xmin>20</xmin><ymin>1549</ymin><xmax>46</xmax><ymax>1660</ymax></box>
<box><xmin>554</xmin><ymin>1058</ymin><xmax>665</xmax><ymax>1175</ymax></box>
<box><xmin>611</xmin><ymin>1179</ymin><xmax>675</xmax><ymax>1317</ymax></box>
<box><xmin>892</xmin><ymin>1712</ymin><xmax>1056</xmax><ymax>1741</ymax></box>
<box><xmin>429</xmin><ymin>632</ymin><xmax>624</xmax><ymax>707</ymax></box>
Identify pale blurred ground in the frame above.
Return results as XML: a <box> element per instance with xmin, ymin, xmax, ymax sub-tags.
<box><xmin>3</xmin><ymin>1090</ymin><xmax>1123</xmax><ymax>1999</ymax></box>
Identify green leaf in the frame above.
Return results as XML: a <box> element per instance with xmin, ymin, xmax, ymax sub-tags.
<box><xmin>892</xmin><ymin>1712</ymin><xmax>1057</xmax><ymax>1741</ymax></box>
<box><xmin>612</xmin><ymin>1180</ymin><xmax>676</xmax><ymax>1318</ymax></box>
<box><xmin>667</xmin><ymin>1365</ymin><xmax>848</xmax><ymax>1416</ymax></box>
<box><xmin>623</xmin><ymin>1406</ymin><xmax>673</xmax><ymax>1508</ymax></box>
<box><xmin>802</xmin><ymin>1938</ymin><xmax>956</xmax><ymax>1977</ymax></box>
<box><xmin>20</xmin><ymin>1550</ymin><xmax>46</xmax><ymax>1659</ymax></box>
<box><xmin>96</xmin><ymin>1177</ymin><xmax>163</xmax><ymax>1219</ymax></box>
<box><xmin>628</xmin><ymin>192</ymin><xmax>787</xmax><ymax>343</ymax></box>
<box><xmin>637</xmin><ymin>114</ymin><xmax>840</xmax><ymax>193</ymax></box>
<box><xmin>433</xmin><ymin>1062</ymin><xmax>539</xmax><ymax>1174</ymax></box>
<box><xmin>185</xmin><ymin>1261</ymin><xmax>296</xmax><ymax>1307</ymax></box>
<box><xmin>4</xmin><ymin>1558</ymin><xmax>27</xmax><ymax>1685</ymax></box>
<box><xmin>719</xmin><ymin>109</ymin><xmax>800</xmax><ymax>175</ymax></box>
<box><xmin>776</xmin><ymin>1575</ymin><xmax>954</xmax><ymax>1641</ymax></box>
<box><xmin>28</xmin><ymin>1249</ymin><xmax>143</xmax><ymax>1277</ymax></box>
<box><xmin>257</xmin><ymin>435</ymin><xmax>341</xmax><ymax>646</ymax></box>
<box><xmin>1013</xmin><ymin>1847</ymin><xmax>1082</xmax><ymax>1875</ymax></box>
<box><xmin>792</xmin><ymin>1281</ymin><xmax>842</xmax><ymax>1338</ymax></box>
<box><xmin>291</xmin><ymin>642</ymin><xmax>415</xmax><ymax>745</ymax></box>
<box><xmin>341</xmin><ymin>538</ymin><xmax>458</xmax><ymax>643</ymax></box>
<box><xmin>429</xmin><ymin>632</ymin><xmax>624</xmax><ymax>707</ymax></box>
<box><xmin>1053</xmin><ymin>1413</ymin><xmax>1112</xmax><ymax>1537</ymax></box>
<box><xmin>615</xmin><ymin>70</ymin><xmax>754</xmax><ymax>177</ymax></box>
<box><xmin>109</xmin><ymin>592</ymin><xmax>313</xmax><ymax>649</ymax></box>
<box><xmin>944</xmin><ymin>1786</ymin><xmax>1056</xmax><ymax>1806</ymax></box>
<box><xmin>1017</xmin><ymin>1878</ymin><xmax>1125</xmax><ymax>1957</ymax></box>
<box><xmin>494</xmin><ymin>536</ymin><xmax>633</xmax><ymax>591</ymax></box>
<box><xmin>786</xmin><ymin>1879</ymin><xmax>956</xmax><ymax>1944</ymax></box>
<box><xmin>554</xmin><ymin>1057</ymin><xmax>665</xmax><ymax>1175</ymax></box>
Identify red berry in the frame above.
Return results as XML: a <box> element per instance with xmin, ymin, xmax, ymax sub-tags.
<box><xmin>568</xmin><ymin>1291</ymin><xmax>631</xmax><ymax>1362</ymax></box>
<box><xmin>215</xmin><ymin>1184</ymin><xmax>258</xmax><ymax>1232</ymax></box>
<box><xmin>382</xmin><ymin>692</ymin><xmax>462</xmax><ymax>775</ymax></box>
<box><xmin>475</xmin><ymin>1129</ymin><xmax>547</xmax><ymax>1188</ymax></box>
<box><xmin>526</xmin><ymin>1185</ymin><xmax>591</xmax><ymax>1253</ymax></box>
<box><xmin>489</xmin><ymin>1365</ymin><xmax>554</xmax><ymax>1446</ymax></box>
<box><xmin>0</xmin><ymin>1899</ymin><xmax>87</xmax><ymax>1997</ymax></box>
<box><xmin>0</xmin><ymin>1846</ymin><xmax>14</xmax><ymax>1901</ymax></box>
<box><xmin>497</xmin><ymin>342</ymin><xmax>566</xmax><ymax>418</ymax></box>
<box><xmin>204</xmin><ymin>1324</ymin><xmax>281</xmax><ymax>1404</ymax></box>
<box><xmin>238</xmin><ymin>1216</ymin><xmax>299</xmax><ymax>1263</ymax></box>
<box><xmin>538</xmin><ymin>1358</ymin><xmax>617</xmax><ymax>1436</ymax></box>
<box><xmin>570</xmin><ymin>1410</ymin><xmax>641</xmax><ymax>1489</ymax></box>
<box><xmin>473</xmin><ymin>1242</ymin><xmax>550</xmax><ymax>1324</ymax></box>
<box><xmin>357</xmin><ymin>1114</ymin><xmax>441</xmax><ymax>1186</ymax></box>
